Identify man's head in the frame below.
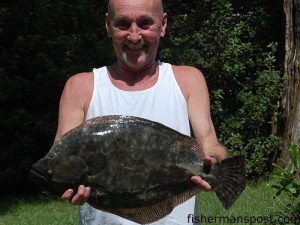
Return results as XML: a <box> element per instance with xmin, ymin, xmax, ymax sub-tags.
<box><xmin>107</xmin><ymin>0</ymin><xmax>164</xmax><ymax>20</ymax></box>
<box><xmin>105</xmin><ymin>0</ymin><xmax>167</xmax><ymax>71</ymax></box>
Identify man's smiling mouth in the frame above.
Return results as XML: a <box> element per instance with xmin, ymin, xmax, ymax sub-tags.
<box><xmin>125</xmin><ymin>41</ymin><xmax>145</xmax><ymax>50</ymax></box>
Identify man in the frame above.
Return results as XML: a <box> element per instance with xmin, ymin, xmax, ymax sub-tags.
<box><xmin>56</xmin><ymin>0</ymin><xmax>228</xmax><ymax>224</ymax></box>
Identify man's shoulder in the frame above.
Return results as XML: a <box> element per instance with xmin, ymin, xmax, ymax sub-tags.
<box><xmin>62</xmin><ymin>72</ymin><xmax>94</xmax><ymax>104</ymax></box>
<box><xmin>170</xmin><ymin>64</ymin><xmax>205</xmax><ymax>85</ymax></box>
<box><xmin>171</xmin><ymin>64</ymin><xmax>202</xmax><ymax>74</ymax></box>
<box><xmin>64</xmin><ymin>72</ymin><xmax>93</xmax><ymax>92</ymax></box>
<box><xmin>66</xmin><ymin>72</ymin><xmax>93</xmax><ymax>85</ymax></box>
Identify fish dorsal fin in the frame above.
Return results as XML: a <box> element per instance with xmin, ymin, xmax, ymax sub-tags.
<box><xmin>93</xmin><ymin>186</ymin><xmax>200</xmax><ymax>224</ymax></box>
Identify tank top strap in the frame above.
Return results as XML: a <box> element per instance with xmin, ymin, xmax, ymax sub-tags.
<box><xmin>158</xmin><ymin>62</ymin><xmax>172</xmax><ymax>84</ymax></box>
<box><xmin>92</xmin><ymin>66</ymin><xmax>110</xmax><ymax>87</ymax></box>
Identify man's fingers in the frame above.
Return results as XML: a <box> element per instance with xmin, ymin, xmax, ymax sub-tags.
<box><xmin>71</xmin><ymin>185</ymin><xmax>86</xmax><ymax>205</ymax></box>
<box><xmin>204</xmin><ymin>155</ymin><xmax>219</xmax><ymax>165</ymax></box>
<box><xmin>80</xmin><ymin>187</ymin><xmax>91</xmax><ymax>205</ymax></box>
<box><xmin>60</xmin><ymin>186</ymin><xmax>90</xmax><ymax>205</ymax></box>
<box><xmin>203</xmin><ymin>157</ymin><xmax>212</xmax><ymax>165</ymax></box>
<box><xmin>191</xmin><ymin>176</ymin><xmax>211</xmax><ymax>191</ymax></box>
<box><xmin>61</xmin><ymin>189</ymin><xmax>74</xmax><ymax>201</ymax></box>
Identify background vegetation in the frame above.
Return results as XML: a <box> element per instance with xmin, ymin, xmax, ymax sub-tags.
<box><xmin>161</xmin><ymin>0</ymin><xmax>285</xmax><ymax>178</ymax></box>
<box><xmin>0</xmin><ymin>0</ymin><xmax>286</xmax><ymax>192</ymax></box>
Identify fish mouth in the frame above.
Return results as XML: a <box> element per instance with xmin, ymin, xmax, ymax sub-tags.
<box><xmin>29</xmin><ymin>168</ymin><xmax>48</xmax><ymax>184</ymax></box>
<box><xmin>29</xmin><ymin>168</ymin><xmax>68</xmax><ymax>196</ymax></box>
<box><xmin>29</xmin><ymin>168</ymin><xmax>68</xmax><ymax>185</ymax></box>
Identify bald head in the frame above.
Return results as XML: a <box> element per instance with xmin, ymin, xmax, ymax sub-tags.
<box><xmin>107</xmin><ymin>0</ymin><xmax>164</xmax><ymax>19</ymax></box>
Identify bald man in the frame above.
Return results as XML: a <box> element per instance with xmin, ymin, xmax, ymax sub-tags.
<box><xmin>57</xmin><ymin>0</ymin><xmax>228</xmax><ymax>224</ymax></box>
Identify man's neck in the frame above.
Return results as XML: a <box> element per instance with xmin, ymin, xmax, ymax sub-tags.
<box><xmin>107</xmin><ymin>61</ymin><xmax>159</xmax><ymax>90</ymax></box>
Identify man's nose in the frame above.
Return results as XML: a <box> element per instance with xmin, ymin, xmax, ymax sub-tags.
<box><xmin>127</xmin><ymin>23</ymin><xmax>142</xmax><ymax>43</ymax></box>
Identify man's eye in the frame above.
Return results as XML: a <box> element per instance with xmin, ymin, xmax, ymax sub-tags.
<box><xmin>116</xmin><ymin>21</ymin><xmax>130</xmax><ymax>29</ymax></box>
<box><xmin>139</xmin><ymin>20</ymin><xmax>152</xmax><ymax>29</ymax></box>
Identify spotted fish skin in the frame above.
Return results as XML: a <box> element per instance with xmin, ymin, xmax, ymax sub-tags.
<box><xmin>30</xmin><ymin>115</ymin><xmax>246</xmax><ymax>224</ymax></box>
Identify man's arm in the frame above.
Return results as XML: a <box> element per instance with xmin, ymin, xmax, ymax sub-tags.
<box><xmin>186</xmin><ymin>67</ymin><xmax>227</xmax><ymax>160</ymax></box>
<box><xmin>173</xmin><ymin>66</ymin><xmax>228</xmax><ymax>189</ymax></box>
<box><xmin>55</xmin><ymin>72</ymin><xmax>93</xmax><ymax>204</ymax></box>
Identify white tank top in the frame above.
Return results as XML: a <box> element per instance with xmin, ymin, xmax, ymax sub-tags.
<box><xmin>86</xmin><ymin>62</ymin><xmax>190</xmax><ymax>135</ymax></box>
<box><xmin>80</xmin><ymin>62</ymin><xmax>198</xmax><ymax>225</ymax></box>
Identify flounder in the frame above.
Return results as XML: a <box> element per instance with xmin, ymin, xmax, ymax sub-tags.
<box><xmin>30</xmin><ymin>115</ymin><xmax>246</xmax><ymax>224</ymax></box>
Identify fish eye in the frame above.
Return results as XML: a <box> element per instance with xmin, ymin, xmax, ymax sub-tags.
<box><xmin>48</xmin><ymin>170</ymin><xmax>53</xmax><ymax>176</ymax></box>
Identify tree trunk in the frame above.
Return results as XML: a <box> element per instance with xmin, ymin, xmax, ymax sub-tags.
<box><xmin>281</xmin><ymin>0</ymin><xmax>300</xmax><ymax>164</ymax></box>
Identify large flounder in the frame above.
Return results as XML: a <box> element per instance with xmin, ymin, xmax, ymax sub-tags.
<box><xmin>30</xmin><ymin>115</ymin><xmax>246</xmax><ymax>224</ymax></box>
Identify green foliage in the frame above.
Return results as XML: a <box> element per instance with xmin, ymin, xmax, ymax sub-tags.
<box><xmin>0</xmin><ymin>0</ymin><xmax>114</xmax><ymax>193</ymax></box>
<box><xmin>270</xmin><ymin>143</ymin><xmax>300</xmax><ymax>225</ymax></box>
<box><xmin>161</xmin><ymin>0</ymin><xmax>284</xmax><ymax>177</ymax></box>
<box><xmin>271</xmin><ymin>144</ymin><xmax>300</xmax><ymax>199</ymax></box>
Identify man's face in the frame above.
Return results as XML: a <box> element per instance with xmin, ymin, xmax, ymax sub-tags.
<box><xmin>106</xmin><ymin>0</ymin><xmax>167</xmax><ymax>71</ymax></box>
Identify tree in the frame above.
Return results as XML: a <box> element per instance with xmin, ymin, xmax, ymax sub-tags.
<box><xmin>281</xmin><ymin>0</ymin><xmax>300</xmax><ymax>163</ymax></box>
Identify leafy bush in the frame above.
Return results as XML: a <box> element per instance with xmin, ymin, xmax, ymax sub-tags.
<box><xmin>0</xmin><ymin>0</ymin><xmax>114</xmax><ymax>193</ymax></box>
<box><xmin>270</xmin><ymin>144</ymin><xmax>300</xmax><ymax>225</ymax></box>
<box><xmin>161</xmin><ymin>0</ymin><xmax>285</xmax><ymax>177</ymax></box>
<box><xmin>271</xmin><ymin>144</ymin><xmax>300</xmax><ymax>199</ymax></box>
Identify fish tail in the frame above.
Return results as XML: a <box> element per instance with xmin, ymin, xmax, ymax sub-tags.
<box><xmin>209</xmin><ymin>155</ymin><xmax>246</xmax><ymax>209</ymax></box>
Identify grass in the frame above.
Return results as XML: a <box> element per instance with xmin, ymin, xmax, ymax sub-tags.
<box><xmin>197</xmin><ymin>179</ymin><xmax>290</xmax><ymax>225</ymax></box>
<box><xmin>0</xmin><ymin>180</ymin><xmax>290</xmax><ymax>225</ymax></box>
<box><xmin>0</xmin><ymin>195</ymin><xmax>78</xmax><ymax>225</ymax></box>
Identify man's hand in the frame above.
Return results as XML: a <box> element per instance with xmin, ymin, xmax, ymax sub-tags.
<box><xmin>191</xmin><ymin>155</ymin><xmax>218</xmax><ymax>191</ymax></box>
<box><xmin>61</xmin><ymin>185</ymin><xmax>91</xmax><ymax>205</ymax></box>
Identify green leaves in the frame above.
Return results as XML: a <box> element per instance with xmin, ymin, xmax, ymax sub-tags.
<box><xmin>161</xmin><ymin>0</ymin><xmax>284</xmax><ymax>178</ymax></box>
<box><xmin>271</xmin><ymin>144</ymin><xmax>300</xmax><ymax>199</ymax></box>
<box><xmin>289</xmin><ymin>143</ymin><xmax>300</xmax><ymax>172</ymax></box>
<box><xmin>0</xmin><ymin>0</ymin><xmax>113</xmax><ymax>193</ymax></box>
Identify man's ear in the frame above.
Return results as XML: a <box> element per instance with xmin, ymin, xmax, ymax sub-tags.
<box><xmin>160</xmin><ymin>13</ymin><xmax>167</xmax><ymax>37</ymax></box>
<box><xmin>105</xmin><ymin>13</ymin><xmax>112</xmax><ymax>37</ymax></box>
